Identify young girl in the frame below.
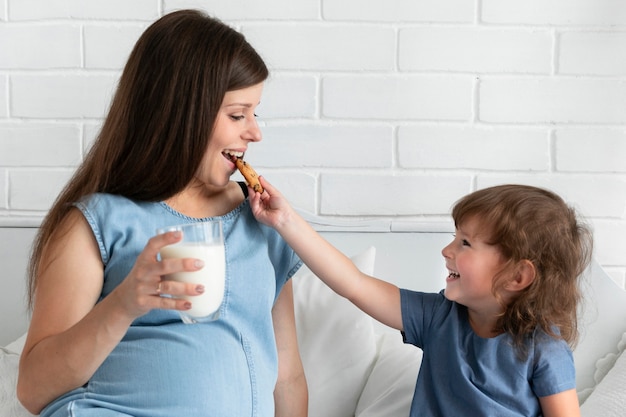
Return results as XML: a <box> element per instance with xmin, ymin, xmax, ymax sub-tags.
<box><xmin>250</xmin><ymin>179</ymin><xmax>593</xmax><ymax>417</ymax></box>
<box><xmin>18</xmin><ymin>10</ymin><xmax>307</xmax><ymax>417</ymax></box>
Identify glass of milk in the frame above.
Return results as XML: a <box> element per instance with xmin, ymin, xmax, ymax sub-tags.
<box><xmin>157</xmin><ymin>221</ymin><xmax>225</xmax><ymax>324</ymax></box>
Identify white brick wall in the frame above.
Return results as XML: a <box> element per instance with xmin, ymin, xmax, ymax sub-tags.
<box><xmin>1</xmin><ymin>0</ymin><xmax>625</xmax><ymax>287</ymax></box>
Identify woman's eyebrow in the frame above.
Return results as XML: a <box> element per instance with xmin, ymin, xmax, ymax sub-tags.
<box><xmin>224</xmin><ymin>103</ymin><xmax>252</xmax><ymax>108</ymax></box>
<box><xmin>223</xmin><ymin>100</ymin><xmax>261</xmax><ymax>108</ymax></box>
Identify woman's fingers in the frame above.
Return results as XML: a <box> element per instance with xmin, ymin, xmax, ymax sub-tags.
<box><xmin>154</xmin><ymin>280</ymin><xmax>205</xmax><ymax>297</ymax></box>
<box><xmin>146</xmin><ymin>230</ymin><xmax>182</xmax><ymax>259</ymax></box>
<box><xmin>160</xmin><ymin>298</ymin><xmax>192</xmax><ymax>311</ymax></box>
<box><xmin>153</xmin><ymin>281</ymin><xmax>206</xmax><ymax>315</ymax></box>
<box><xmin>157</xmin><ymin>256</ymin><xmax>205</xmax><ymax>277</ymax></box>
<box><xmin>114</xmin><ymin>231</ymin><xmax>207</xmax><ymax>316</ymax></box>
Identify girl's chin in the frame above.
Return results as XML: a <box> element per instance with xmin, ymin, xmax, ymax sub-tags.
<box><xmin>443</xmin><ymin>287</ymin><xmax>458</xmax><ymax>301</ymax></box>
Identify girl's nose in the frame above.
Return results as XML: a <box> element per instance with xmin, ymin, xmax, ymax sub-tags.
<box><xmin>441</xmin><ymin>242</ymin><xmax>453</xmax><ymax>259</ymax></box>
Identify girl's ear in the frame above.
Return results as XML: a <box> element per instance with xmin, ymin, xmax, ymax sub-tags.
<box><xmin>505</xmin><ymin>260</ymin><xmax>536</xmax><ymax>292</ymax></box>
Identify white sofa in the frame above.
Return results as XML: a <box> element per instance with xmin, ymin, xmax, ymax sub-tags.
<box><xmin>2</xmin><ymin>226</ymin><xmax>626</xmax><ymax>416</ymax></box>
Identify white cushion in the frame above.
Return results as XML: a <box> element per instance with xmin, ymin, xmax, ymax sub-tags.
<box><xmin>293</xmin><ymin>247</ymin><xmax>377</xmax><ymax>417</ymax></box>
<box><xmin>580</xmin><ymin>332</ymin><xmax>626</xmax><ymax>416</ymax></box>
<box><xmin>0</xmin><ymin>347</ymin><xmax>35</xmax><ymax>417</ymax></box>
<box><xmin>5</xmin><ymin>334</ymin><xmax>26</xmax><ymax>355</ymax></box>
<box><xmin>355</xmin><ymin>332</ymin><xmax>422</xmax><ymax>417</ymax></box>
<box><xmin>574</xmin><ymin>261</ymin><xmax>626</xmax><ymax>393</ymax></box>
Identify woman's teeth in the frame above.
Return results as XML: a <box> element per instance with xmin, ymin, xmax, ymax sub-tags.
<box><xmin>223</xmin><ymin>150</ymin><xmax>243</xmax><ymax>162</ymax></box>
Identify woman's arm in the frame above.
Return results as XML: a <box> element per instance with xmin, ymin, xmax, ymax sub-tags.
<box><xmin>539</xmin><ymin>389</ymin><xmax>580</xmax><ymax>417</ymax></box>
<box><xmin>249</xmin><ymin>178</ymin><xmax>403</xmax><ymax>331</ymax></box>
<box><xmin>272</xmin><ymin>280</ymin><xmax>308</xmax><ymax>417</ymax></box>
<box><xmin>17</xmin><ymin>209</ymin><xmax>203</xmax><ymax>414</ymax></box>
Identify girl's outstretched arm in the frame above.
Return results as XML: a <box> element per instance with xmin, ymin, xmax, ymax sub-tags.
<box><xmin>539</xmin><ymin>389</ymin><xmax>580</xmax><ymax>417</ymax></box>
<box><xmin>249</xmin><ymin>177</ymin><xmax>403</xmax><ymax>330</ymax></box>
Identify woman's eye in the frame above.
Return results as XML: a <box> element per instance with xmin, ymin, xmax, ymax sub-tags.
<box><xmin>230</xmin><ymin>115</ymin><xmax>244</xmax><ymax>121</ymax></box>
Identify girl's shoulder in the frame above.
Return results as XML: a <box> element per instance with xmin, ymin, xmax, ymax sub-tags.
<box><xmin>531</xmin><ymin>326</ymin><xmax>573</xmax><ymax>355</ymax></box>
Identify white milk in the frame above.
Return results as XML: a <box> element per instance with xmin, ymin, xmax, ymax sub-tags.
<box><xmin>160</xmin><ymin>243</ymin><xmax>226</xmax><ymax>318</ymax></box>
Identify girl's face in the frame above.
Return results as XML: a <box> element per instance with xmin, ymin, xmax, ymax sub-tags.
<box><xmin>196</xmin><ymin>82</ymin><xmax>264</xmax><ymax>189</ymax></box>
<box><xmin>441</xmin><ymin>216</ymin><xmax>507</xmax><ymax>315</ymax></box>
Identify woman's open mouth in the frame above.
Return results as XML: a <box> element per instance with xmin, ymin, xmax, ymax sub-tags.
<box><xmin>222</xmin><ymin>150</ymin><xmax>244</xmax><ymax>163</ymax></box>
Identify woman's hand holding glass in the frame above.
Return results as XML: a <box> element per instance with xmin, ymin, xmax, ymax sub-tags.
<box><xmin>156</xmin><ymin>222</ymin><xmax>225</xmax><ymax>324</ymax></box>
<box><xmin>108</xmin><ymin>230</ymin><xmax>206</xmax><ymax>320</ymax></box>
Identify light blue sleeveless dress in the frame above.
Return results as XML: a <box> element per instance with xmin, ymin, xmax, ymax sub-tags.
<box><xmin>41</xmin><ymin>190</ymin><xmax>302</xmax><ymax>417</ymax></box>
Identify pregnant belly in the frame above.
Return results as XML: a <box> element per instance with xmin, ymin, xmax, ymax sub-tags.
<box><xmin>85</xmin><ymin>325</ymin><xmax>255</xmax><ymax>416</ymax></box>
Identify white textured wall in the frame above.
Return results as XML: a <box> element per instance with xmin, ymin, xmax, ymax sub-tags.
<box><xmin>1</xmin><ymin>0</ymin><xmax>625</xmax><ymax>286</ymax></box>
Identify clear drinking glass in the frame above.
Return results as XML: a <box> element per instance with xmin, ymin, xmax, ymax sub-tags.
<box><xmin>157</xmin><ymin>221</ymin><xmax>225</xmax><ymax>324</ymax></box>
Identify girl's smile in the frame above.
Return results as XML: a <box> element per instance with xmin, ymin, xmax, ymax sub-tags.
<box><xmin>446</xmin><ymin>270</ymin><xmax>460</xmax><ymax>282</ymax></box>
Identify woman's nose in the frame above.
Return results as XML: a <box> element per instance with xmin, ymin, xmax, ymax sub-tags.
<box><xmin>244</xmin><ymin>118</ymin><xmax>262</xmax><ymax>142</ymax></box>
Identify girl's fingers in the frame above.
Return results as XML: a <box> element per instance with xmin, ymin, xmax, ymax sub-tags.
<box><xmin>258</xmin><ymin>176</ymin><xmax>273</xmax><ymax>197</ymax></box>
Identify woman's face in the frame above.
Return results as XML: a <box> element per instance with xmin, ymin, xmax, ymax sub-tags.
<box><xmin>196</xmin><ymin>82</ymin><xmax>264</xmax><ymax>189</ymax></box>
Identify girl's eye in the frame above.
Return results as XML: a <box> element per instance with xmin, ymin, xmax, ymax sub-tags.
<box><xmin>462</xmin><ymin>239</ymin><xmax>471</xmax><ymax>247</ymax></box>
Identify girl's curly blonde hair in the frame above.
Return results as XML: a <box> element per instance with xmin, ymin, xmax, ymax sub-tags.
<box><xmin>451</xmin><ymin>184</ymin><xmax>593</xmax><ymax>356</ymax></box>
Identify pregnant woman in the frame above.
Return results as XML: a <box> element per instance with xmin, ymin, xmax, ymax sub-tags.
<box><xmin>17</xmin><ymin>10</ymin><xmax>307</xmax><ymax>417</ymax></box>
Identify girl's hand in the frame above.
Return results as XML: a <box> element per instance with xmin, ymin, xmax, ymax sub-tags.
<box><xmin>109</xmin><ymin>230</ymin><xmax>205</xmax><ymax>319</ymax></box>
<box><xmin>248</xmin><ymin>176</ymin><xmax>294</xmax><ymax>230</ymax></box>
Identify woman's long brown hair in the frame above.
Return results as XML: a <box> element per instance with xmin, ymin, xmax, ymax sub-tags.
<box><xmin>27</xmin><ymin>10</ymin><xmax>268</xmax><ymax>308</ymax></box>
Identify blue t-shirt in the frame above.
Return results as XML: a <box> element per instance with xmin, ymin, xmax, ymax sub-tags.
<box><xmin>401</xmin><ymin>289</ymin><xmax>575</xmax><ymax>417</ymax></box>
<box><xmin>42</xmin><ymin>192</ymin><xmax>302</xmax><ymax>417</ymax></box>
